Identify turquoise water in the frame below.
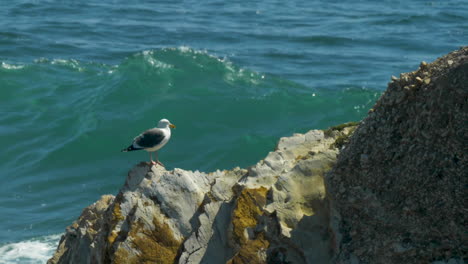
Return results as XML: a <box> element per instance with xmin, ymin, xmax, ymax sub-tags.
<box><xmin>0</xmin><ymin>0</ymin><xmax>466</xmax><ymax>262</ymax></box>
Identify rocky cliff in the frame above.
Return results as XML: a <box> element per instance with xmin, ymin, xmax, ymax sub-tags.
<box><xmin>48</xmin><ymin>125</ymin><xmax>356</xmax><ymax>264</ymax></box>
<box><xmin>49</xmin><ymin>47</ymin><xmax>467</xmax><ymax>264</ymax></box>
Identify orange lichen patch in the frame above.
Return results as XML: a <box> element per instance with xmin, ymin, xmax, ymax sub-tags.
<box><xmin>114</xmin><ymin>215</ymin><xmax>181</xmax><ymax>264</ymax></box>
<box><xmin>229</xmin><ymin>187</ymin><xmax>270</xmax><ymax>264</ymax></box>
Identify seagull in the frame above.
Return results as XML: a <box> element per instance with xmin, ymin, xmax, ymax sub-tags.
<box><xmin>122</xmin><ymin>118</ymin><xmax>176</xmax><ymax>166</ymax></box>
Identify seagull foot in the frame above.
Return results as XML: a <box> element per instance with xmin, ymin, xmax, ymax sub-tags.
<box><xmin>147</xmin><ymin>161</ymin><xmax>164</xmax><ymax>167</ymax></box>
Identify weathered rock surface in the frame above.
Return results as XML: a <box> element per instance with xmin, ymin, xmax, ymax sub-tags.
<box><xmin>49</xmin><ymin>47</ymin><xmax>467</xmax><ymax>264</ymax></box>
<box><xmin>326</xmin><ymin>47</ymin><xmax>467</xmax><ymax>263</ymax></box>
<box><xmin>49</xmin><ymin>126</ymin><xmax>356</xmax><ymax>264</ymax></box>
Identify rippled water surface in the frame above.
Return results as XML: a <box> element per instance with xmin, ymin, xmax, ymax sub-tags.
<box><xmin>0</xmin><ymin>0</ymin><xmax>466</xmax><ymax>262</ymax></box>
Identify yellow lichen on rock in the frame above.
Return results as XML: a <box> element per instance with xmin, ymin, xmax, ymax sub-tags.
<box><xmin>232</xmin><ymin>187</ymin><xmax>268</xmax><ymax>244</ymax></box>
<box><xmin>107</xmin><ymin>201</ymin><xmax>124</xmax><ymax>245</ymax></box>
<box><xmin>227</xmin><ymin>233</ymin><xmax>269</xmax><ymax>264</ymax></box>
<box><xmin>229</xmin><ymin>187</ymin><xmax>270</xmax><ymax>264</ymax></box>
<box><xmin>107</xmin><ymin>230</ymin><xmax>118</xmax><ymax>245</ymax></box>
<box><xmin>113</xmin><ymin>247</ymin><xmax>134</xmax><ymax>264</ymax></box>
<box><xmin>112</xmin><ymin>201</ymin><xmax>125</xmax><ymax>222</ymax></box>
<box><xmin>114</xmin><ymin>215</ymin><xmax>181</xmax><ymax>264</ymax></box>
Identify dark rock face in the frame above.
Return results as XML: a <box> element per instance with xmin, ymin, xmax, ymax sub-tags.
<box><xmin>326</xmin><ymin>47</ymin><xmax>467</xmax><ymax>263</ymax></box>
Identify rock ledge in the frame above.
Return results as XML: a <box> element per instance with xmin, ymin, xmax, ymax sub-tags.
<box><xmin>49</xmin><ymin>127</ymin><xmax>355</xmax><ymax>264</ymax></box>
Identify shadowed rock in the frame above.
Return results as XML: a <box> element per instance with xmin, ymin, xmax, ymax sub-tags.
<box><xmin>326</xmin><ymin>47</ymin><xmax>467</xmax><ymax>263</ymax></box>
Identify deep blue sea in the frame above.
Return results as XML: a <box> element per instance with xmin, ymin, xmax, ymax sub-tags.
<box><xmin>0</xmin><ymin>0</ymin><xmax>466</xmax><ymax>262</ymax></box>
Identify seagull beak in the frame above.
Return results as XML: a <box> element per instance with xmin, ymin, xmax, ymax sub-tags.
<box><xmin>170</xmin><ymin>124</ymin><xmax>176</xmax><ymax>129</ymax></box>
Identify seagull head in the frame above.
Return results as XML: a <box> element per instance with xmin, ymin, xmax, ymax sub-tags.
<box><xmin>158</xmin><ymin>118</ymin><xmax>176</xmax><ymax>129</ymax></box>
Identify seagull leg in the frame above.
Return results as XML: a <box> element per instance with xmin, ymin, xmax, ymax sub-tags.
<box><xmin>149</xmin><ymin>152</ymin><xmax>156</xmax><ymax>165</ymax></box>
<box><xmin>155</xmin><ymin>151</ymin><xmax>165</xmax><ymax>167</ymax></box>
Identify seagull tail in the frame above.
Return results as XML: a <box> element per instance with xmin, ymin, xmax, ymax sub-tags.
<box><xmin>121</xmin><ymin>145</ymin><xmax>138</xmax><ymax>152</ymax></box>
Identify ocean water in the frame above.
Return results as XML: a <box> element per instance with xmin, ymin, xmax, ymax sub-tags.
<box><xmin>0</xmin><ymin>0</ymin><xmax>466</xmax><ymax>262</ymax></box>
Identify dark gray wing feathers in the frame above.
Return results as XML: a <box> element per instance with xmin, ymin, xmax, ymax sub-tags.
<box><xmin>133</xmin><ymin>128</ymin><xmax>165</xmax><ymax>148</ymax></box>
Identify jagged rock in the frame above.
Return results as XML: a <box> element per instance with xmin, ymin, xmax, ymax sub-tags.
<box><xmin>49</xmin><ymin>47</ymin><xmax>467</xmax><ymax>264</ymax></box>
<box><xmin>47</xmin><ymin>195</ymin><xmax>115</xmax><ymax>264</ymax></box>
<box><xmin>326</xmin><ymin>47</ymin><xmax>467</xmax><ymax>263</ymax></box>
<box><xmin>49</xmin><ymin>125</ymin><xmax>356</xmax><ymax>264</ymax></box>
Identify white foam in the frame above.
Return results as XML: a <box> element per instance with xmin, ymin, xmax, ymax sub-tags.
<box><xmin>50</xmin><ymin>59</ymin><xmax>84</xmax><ymax>71</ymax></box>
<box><xmin>1</xmin><ymin>62</ymin><xmax>24</xmax><ymax>70</ymax></box>
<box><xmin>177</xmin><ymin>45</ymin><xmax>192</xmax><ymax>53</ymax></box>
<box><xmin>0</xmin><ymin>234</ymin><xmax>61</xmax><ymax>264</ymax></box>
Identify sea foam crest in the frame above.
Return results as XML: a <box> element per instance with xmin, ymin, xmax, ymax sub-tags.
<box><xmin>1</xmin><ymin>62</ymin><xmax>24</xmax><ymax>70</ymax></box>
<box><xmin>0</xmin><ymin>234</ymin><xmax>60</xmax><ymax>264</ymax></box>
<box><xmin>165</xmin><ymin>46</ymin><xmax>266</xmax><ymax>85</ymax></box>
<box><xmin>50</xmin><ymin>58</ymin><xmax>84</xmax><ymax>71</ymax></box>
<box><xmin>141</xmin><ymin>50</ymin><xmax>173</xmax><ymax>69</ymax></box>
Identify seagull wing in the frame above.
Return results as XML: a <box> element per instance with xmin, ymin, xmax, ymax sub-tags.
<box><xmin>133</xmin><ymin>128</ymin><xmax>166</xmax><ymax>149</ymax></box>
